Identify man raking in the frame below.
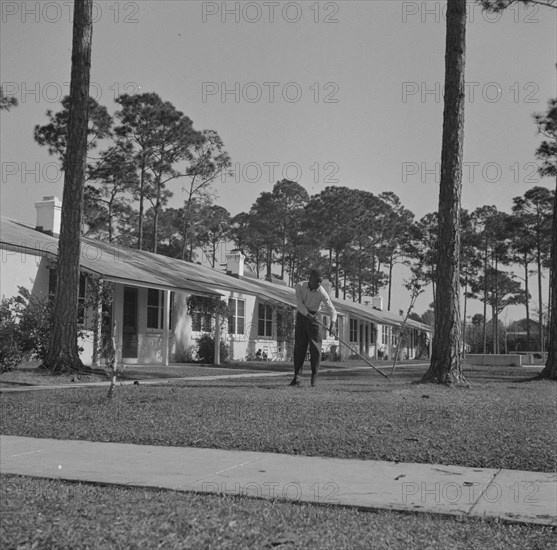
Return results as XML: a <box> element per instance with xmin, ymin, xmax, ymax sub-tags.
<box><xmin>290</xmin><ymin>269</ymin><xmax>337</xmax><ymax>387</ymax></box>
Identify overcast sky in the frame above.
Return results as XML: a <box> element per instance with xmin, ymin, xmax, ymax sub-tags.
<box><xmin>1</xmin><ymin>0</ymin><xmax>555</xmax><ymax>318</ymax></box>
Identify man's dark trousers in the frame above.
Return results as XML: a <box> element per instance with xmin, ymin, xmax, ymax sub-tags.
<box><xmin>293</xmin><ymin>311</ymin><xmax>322</xmax><ymax>377</ymax></box>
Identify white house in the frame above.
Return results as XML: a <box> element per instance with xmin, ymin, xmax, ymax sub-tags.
<box><xmin>0</xmin><ymin>197</ymin><xmax>432</xmax><ymax>366</ymax></box>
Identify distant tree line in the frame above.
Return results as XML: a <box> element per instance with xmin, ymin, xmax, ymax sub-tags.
<box><xmin>34</xmin><ymin>94</ymin><xmax>555</xmax><ymax>355</ymax></box>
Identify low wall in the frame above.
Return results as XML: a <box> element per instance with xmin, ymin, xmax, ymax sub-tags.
<box><xmin>464</xmin><ymin>354</ymin><xmax>522</xmax><ymax>367</ymax></box>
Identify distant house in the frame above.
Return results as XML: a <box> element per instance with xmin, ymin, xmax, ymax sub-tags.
<box><xmin>0</xmin><ymin>197</ymin><xmax>432</xmax><ymax>366</ymax></box>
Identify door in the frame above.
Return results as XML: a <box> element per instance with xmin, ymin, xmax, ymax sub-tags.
<box><xmin>122</xmin><ymin>287</ymin><xmax>138</xmax><ymax>358</ymax></box>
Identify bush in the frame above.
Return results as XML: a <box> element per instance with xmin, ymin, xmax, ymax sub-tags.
<box><xmin>0</xmin><ymin>294</ymin><xmax>26</xmax><ymax>372</ymax></box>
<box><xmin>172</xmin><ymin>345</ymin><xmax>196</xmax><ymax>363</ymax></box>
<box><xmin>0</xmin><ymin>317</ymin><xmax>24</xmax><ymax>373</ymax></box>
<box><xmin>197</xmin><ymin>333</ymin><xmax>229</xmax><ymax>364</ymax></box>
<box><xmin>0</xmin><ymin>287</ymin><xmax>56</xmax><ymax>369</ymax></box>
<box><xmin>17</xmin><ymin>288</ymin><xmax>53</xmax><ymax>363</ymax></box>
<box><xmin>0</xmin><ymin>287</ymin><xmax>88</xmax><ymax>371</ymax></box>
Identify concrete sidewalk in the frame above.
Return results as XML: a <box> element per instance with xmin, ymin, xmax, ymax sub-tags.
<box><xmin>1</xmin><ymin>435</ymin><xmax>555</xmax><ymax>526</ymax></box>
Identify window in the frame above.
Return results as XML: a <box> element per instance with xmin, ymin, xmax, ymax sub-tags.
<box><xmin>370</xmin><ymin>323</ymin><xmax>376</xmax><ymax>344</ymax></box>
<box><xmin>49</xmin><ymin>269</ymin><xmax>87</xmax><ymax>325</ymax></box>
<box><xmin>349</xmin><ymin>318</ymin><xmax>358</xmax><ymax>343</ymax></box>
<box><xmin>258</xmin><ymin>303</ymin><xmax>273</xmax><ymax>337</ymax></box>
<box><xmin>147</xmin><ymin>289</ymin><xmax>165</xmax><ymax>330</ymax></box>
<box><xmin>228</xmin><ymin>298</ymin><xmax>245</xmax><ymax>335</ymax></box>
<box><xmin>147</xmin><ymin>290</ymin><xmax>174</xmax><ymax>330</ymax></box>
<box><xmin>192</xmin><ymin>311</ymin><xmax>212</xmax><ymax>332</ymax></box>
<box><xmin>276</xmin><ymin>306</ymin><xmax>294</xmax><ymax>342</ymax></box>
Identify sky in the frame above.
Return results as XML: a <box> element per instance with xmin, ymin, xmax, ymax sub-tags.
<box><xmin>1</xmin><ymin>0</ymin><xmax>556</xmax><ymax>320</ymax></box>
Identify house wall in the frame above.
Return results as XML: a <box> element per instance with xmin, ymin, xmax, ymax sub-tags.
<box><xmin>337</xmin><ymin>315</ymin><xmax>379</xmax><ymax>361</ymax></box>
<box><xmin>113</xmin><ymin>285</ymin><xmax>180</xmax><ymax>365</ymax></box>
<box><xmin>225</xmin><ymin>297</ymin><xmax>339</xmax><ymax>363</ymax></box>
<box><xmin>224</xmin><ymin>292</ymin><xmax>258</xmax><ymax>361</ymax></box>
<box><xmin>0</xmin><ymin>248</ymin><xmax>95</xmax><ymax>365</ymax></box>
<box><xmin>172</xmin><ymin>291</ymin><xmax>193</xmax><ymax>361</ymax></box>
<box><xmin>0</xmin><ymin>246</ymin><xmax>47</xmax><ymax>300</ymax></box>
<box><xmin>2</xmin><ymin>245</ymin><xmax>427</xmax><ymax>367</ymax></box>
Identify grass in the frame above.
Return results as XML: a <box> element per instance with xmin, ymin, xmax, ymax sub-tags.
<box><xmin>1</xmin><ymin>474</ymin><xmax>555</xmax><ymax>550</ymax></box>
<box><xmin>0</xmin><ymin>360</ymin><xmax>266</xmax><ymax>386</ymax></box>
<box><xmin>0</xmin><ymin>358</ymin><xmax>421</xmax><ymax>386</ymax></box>
<box><xmin>1</xmin><ymin>364</ymin><xmax>555</xmax><ymax>472</ymax></box>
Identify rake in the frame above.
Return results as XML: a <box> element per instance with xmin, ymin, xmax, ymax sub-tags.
<box><xmin>315</xmin><ymin>318</ymin><xmax>390</xmax><ymax>380</ymax></box>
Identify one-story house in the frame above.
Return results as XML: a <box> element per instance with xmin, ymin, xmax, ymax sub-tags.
<box><xmin>0</xmin><ymin>197</ymin><xmax>432</xmax><ymax>366</ymax></box>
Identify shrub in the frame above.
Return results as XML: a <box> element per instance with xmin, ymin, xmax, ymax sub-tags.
<box><xmin>197</xmin><ymin>333</ymin><xmax>229</xmax><ymax>364</ymax></box>
<box><xmin>17</xmin><ymin>288</ymin><xmax>53</xmax><ymax>363</ymax></box>
<box><xmin>173</xmin><ymin>345</ymin><xmax>196</xmax><ymax>363</ymax></box>
<box><xmin>0</xmin><ymin>287</ymin><xmax>88</xmax><ymax>370</ymax></box>
<box><xmin>0</xmin><ymin>316</ymin><xmax>24</xmax><ymax>373</ymax></box>
<box><xmin>0</xmin><ymin>294</ymin><xmax>26</xmax><ymax>372</ymax></box>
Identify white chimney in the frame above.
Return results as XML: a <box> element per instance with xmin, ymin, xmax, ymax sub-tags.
<box><xmin>371</xmin><ymin>296</ymin><xmax>383</xmax><ymax>311</ymax></box>
<box><xmin>321</xmin><ymin>278</ymin><xmax>332</xmax><ymax>297</ymax></box>
<box><xmin>35</xmin><ymin>196</ymin><xmax>62</xmax><ymax>236</ymax></box>
<box><xmin>226</xmin><ymin>250</ymin><xmax>245</xmax><ymax>277</ymax></box>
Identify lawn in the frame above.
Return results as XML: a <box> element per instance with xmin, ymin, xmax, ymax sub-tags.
<box><xmin>0</xmin><ymin>358</ymin><xmax>422</xmax><ymax>386</ymax></box>
<box><xmin>1</xmin><ymin>474</ymin><xmax>555</xmax><ymax>550</ymax></box>
<box><xmin>1</xmin><ymin>364</ymin><xmax>555</xmax><ymax>472</ymax></box>
<box><xmin>0</xmin><ymin>360</ymin><xmax>267</xmax><ymax>386</ymax></box>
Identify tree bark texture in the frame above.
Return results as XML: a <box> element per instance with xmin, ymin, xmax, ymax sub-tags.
<box><xmin>45</xmin><ymin>0</ymin><xmax>93</xmax><ymax>373</ymax></box>
<box><xmin>421</xmin><ymin>0</ymin><xmax>467</xmax><ymax>385</ymax></box>
<box><xmin>539</xmin><ymin>181</ymin><xmax>557</xmax><ymax>379</ymax></box>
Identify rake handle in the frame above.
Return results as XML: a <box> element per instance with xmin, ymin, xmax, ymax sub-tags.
<box><xmin>314</xmin><ymin>318</ymin><xmax>390</xmax><ymax>380</ymax></box>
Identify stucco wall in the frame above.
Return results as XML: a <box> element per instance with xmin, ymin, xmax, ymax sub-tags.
<box><xmin>1</xmin><ymin>249</ymin><xmax>95</xmax><ymax>365</ymax></box>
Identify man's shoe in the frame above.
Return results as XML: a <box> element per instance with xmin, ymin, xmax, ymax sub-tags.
<box><xmin>311</xmin><ymin>374</ymin><xmax>317</xmax><ymax>387</ymax></box>
<box><xmin>289</xmin><ymin>377</ymin><xmax>300</xmax><ymax>387</ymax></box>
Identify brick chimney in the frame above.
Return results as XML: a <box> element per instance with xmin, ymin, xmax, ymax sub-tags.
<box><xmin>35</xmin><ymin>196</ymin><xmax>62</xmax><ymax>236</ymax></box>
<box><xmin>225</xmin><ymin>250</ymin><xmax>245</xmax><ymax>278</ymax></box>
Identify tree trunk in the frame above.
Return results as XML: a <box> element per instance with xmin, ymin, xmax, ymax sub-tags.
<box><xmin>491</xmin><ymin>304</ymin><xmax>497</xmax><ymax>354</ymax></box>
<box><xmin>266</xmin><ymin>244</ymin><xmax>272</xmax><ymax>281</ymax></box>
<box><xmin>108</xmin><ymin>194</ymin><xmax>114</xmax><ymax>243</ymax></box>
<box><xmin>181</xmin><ymin>194</ymin><xmax>193</xmax><ymax>260</ymax></box>
<box><xmin>387</xmin><ymin>256</ymin><xmax>394</xmax><ymax>311</ymax></box>
<box><xmin>44</xmin><ymin>0</ymin><xmax>93</xmax><ymax>373</ymax></box>
<box><xmin>482</xmin><ymin>238</ymin><xmax>488</xmax><ymax>353</ymax></box>
<box><xmin>524</xmin><ymin>255</ymin><xmax>531</xmax><ymax>348</ymax></box>
<box><xmin>343</xmin><ymin>268</ymin><xmax>347</xmax><ymax>300</ymax></box>
<box><xmin>462</xmin><ymin>276</ymin><xmax>468</xmax><ymax>357</ymax></box>
<box><xmin>153</xmin><ymin>196</ymin><xmax>160</xmax><ymax>254</ymax></box>
<box><xmin>538</xmin><ymin>181</ymin><xmax>557</xmax><ymax>379</ymax></box>
<box><xmin>334</xmin><ymin>249</ymin><xmax>340</xmax><ymax>298</ymax></box>
<box><xmin>138</xmin><ymin>156</ymin><xmax>146</xmax><ymax>250</ymax></box>
<box><xmin>494</xmin><ymin>256</ymin><xmax>499</xmax><ymax>354</ymax></box>
<box><xmin>420</xmin><ymin>0</ymin><xmax>467</xmax><ymax>385</ymax></box>
<box><xmin>537</xmin><ymin>238</ymin><xmax>544</xmax><ymax>351</ymax></box>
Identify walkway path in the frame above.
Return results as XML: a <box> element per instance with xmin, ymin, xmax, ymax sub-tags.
<box><xmin>1</xmin><ymin>435</ymin><xmax>555</xmax><ymax>526</ymax></box>
<box><xmin>0</xmin><ymin>364</ymin><xmax>412</xmax><ymax>392</ymax></box>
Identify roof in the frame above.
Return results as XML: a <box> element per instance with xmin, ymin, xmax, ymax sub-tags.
<box><xmin>0</xmin><ymin>217</ymin><xmax>220</xmax><ymax>297</ymax></box>
<box><xmin>247</xmin><ymin>277</ymin><xmax>431</xmax><ymax>332</ymax></box>
<box><xmin>0</xmin><ymin>216</ymin><xmax>432</xmax><ymax>332</ymax></box>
